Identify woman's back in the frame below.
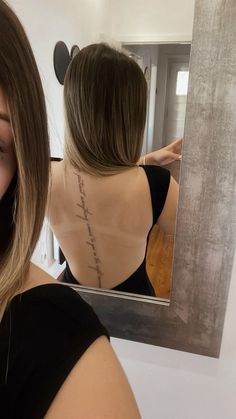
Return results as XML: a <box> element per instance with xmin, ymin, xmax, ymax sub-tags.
<box><xmin>48</xmin><ymin>160</ymin><xmax>173</xmax><ymax>291</ymax></box>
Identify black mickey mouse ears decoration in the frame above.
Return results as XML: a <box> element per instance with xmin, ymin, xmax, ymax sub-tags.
<box><xmin>53</xmin><ymin>41</ymin><xmax>70</xmax><ymax>85</ymax></box>
<box><xmin>71</xmin><ymin>45</ymin><xmax>80</xmax><ymax>59</ymax></box>
<box><xmin>53</xmin><ymin>42</ymin><xmax>80</xmax><ymax>85</ymax></box>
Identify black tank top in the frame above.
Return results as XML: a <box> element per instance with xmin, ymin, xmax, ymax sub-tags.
<box><xmin>0</xmin><ymin>174</ymin><xmax>17</xmax><ymax>257</ymax></box>
<box><xmin>0</xmin><ymin>284</ymin><xmax>109</xmax><ymax>419</ymax></box>
<box><xmin>63</xmin><ymin>165</ymin><xmax>171</xmax><ymax>296</ymax></box>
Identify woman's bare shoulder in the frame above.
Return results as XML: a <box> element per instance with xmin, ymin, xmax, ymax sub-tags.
<box><xmin>45</xmin><ymin>335</ymin><xmax>141</xmax><ymax>419</ymax></box>
<box><xmin>23</xmin><ymin>263</ymin><xmax>58</xmax><ymax>292</ymax></box>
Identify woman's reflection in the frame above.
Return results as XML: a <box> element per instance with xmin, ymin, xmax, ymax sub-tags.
<box><xmin>47</xmin><ymin>43</ymin><xmax>179</xmax><ymax>296</ymax></box>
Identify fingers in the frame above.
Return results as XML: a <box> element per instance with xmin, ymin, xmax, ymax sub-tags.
<box><xmin>171</xmin><ymin>138</ymin><xmax>183</xmax><ymax>148</ymax></box>
<box><xmin>166</xmin><ymin>138</ymin><xmax>183</xmax><ymax>153</ymax></box>
<box><xmin>170</xmin><ymin>152</ymin><xmax>182</xmax><ymax>161</ymax></box>
<box><xmin>161</xmin><ymin>151</ymin><xmax>182</xmax><ymax>166</ymax></box>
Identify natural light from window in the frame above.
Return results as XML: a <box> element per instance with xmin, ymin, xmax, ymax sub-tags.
<box><xmin>176</xmin><ymin>71</ymin><xmax>189</xmax><ymax>96</ymax></box>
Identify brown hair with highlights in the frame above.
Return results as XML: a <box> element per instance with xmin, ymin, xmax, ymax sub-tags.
<box><xmin>64</xmin><ymin>43</ymin><xmax>147</xmax><ymax>176</ymax></box>
<box><xmin>0</xmin><ymin>0</ymin><xmax>50</xmax><ymax>308</ymax></box>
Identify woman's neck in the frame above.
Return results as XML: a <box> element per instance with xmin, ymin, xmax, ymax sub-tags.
<box><xmin>23</xmin><ymin>262</ymin><xmax>58</xmax><ymax>292</ymax></box>
<box><xmin>0</xmin><ymin>263</ymin><xmax>58</xmax><ymax>321</ymax></box>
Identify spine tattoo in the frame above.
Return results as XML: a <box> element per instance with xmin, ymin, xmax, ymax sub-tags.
<box><xmin>74</xmin><ymin>172</ymin><xmax>103</xmax><ymax>287</ymax></box>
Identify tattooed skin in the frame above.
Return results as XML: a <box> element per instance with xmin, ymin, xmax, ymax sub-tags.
<box><xmin>74</xmin><ymin>172</ymin><xmax>103</xmax><ymax>287</ymax></box>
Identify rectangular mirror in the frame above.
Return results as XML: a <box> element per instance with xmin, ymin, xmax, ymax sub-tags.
<box><xmin>43</xmin><ymin>41</ymin><xmax>191</xmax><ymax>303</ymax></box>
<box><xmin>32</xmin><ymin>0</ymin><xmax>236</xmax><ymax>358</ymax></box>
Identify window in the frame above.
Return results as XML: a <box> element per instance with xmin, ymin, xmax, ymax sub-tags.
<box><xmin>176</xmin><ymin>71</ymin><xmax>189</xmax><ymax>96</ymax></box>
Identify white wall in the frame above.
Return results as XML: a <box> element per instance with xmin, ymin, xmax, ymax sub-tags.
<box><xmin>219</xmin><ymin>250</ymin><xmax>236</xmax><ymax>360</ymax></box>
<box><xmin>9</xmin><ymin>0</ymin><xmax>111</xmax><ymax>156</ymax></box>
<box><xmin>111</xmin><ymin>251</ymin><xmax>236</xmax><ymax>419</ymax></box>
<box><xmin>9</xmin><ymin>0</ymin><xmax>111</xmax><ymax>269</ymax></box>
<box><xmin>110</xmin><ymin>0</ymin><xmax>195</xmax><ymax>43</ymax></box>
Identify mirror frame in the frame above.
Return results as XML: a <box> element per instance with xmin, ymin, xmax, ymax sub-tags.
<box><xmin>64</xmin><ymin>0</ymin><xmax>236</xmax><ymax>358</ymax></box>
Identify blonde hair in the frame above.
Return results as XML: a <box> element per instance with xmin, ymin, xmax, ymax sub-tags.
<box><xmin>64</xmin><ymin>43</ymin><xmax>147</xmax><ymax>176</ymax></box>
<box><xmin>0</xmin><ymin>1</ymin><xmax>50</xmax><ymax>308</ymax></box>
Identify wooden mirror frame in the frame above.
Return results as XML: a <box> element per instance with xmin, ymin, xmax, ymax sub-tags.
<box><xmin>65</xmin><ymin>0</ymin><xmax>236</xmax><ymax>358</ymax></box>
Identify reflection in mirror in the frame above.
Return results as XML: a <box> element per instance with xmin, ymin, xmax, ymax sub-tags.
<box><xmin>71</xmin><ymin>44</ymin><xmax>80</xmax><ymax>58</ymax></box>
<box><xmin>123</xmin><ymin>43</ymin><xmax>191</xmax><ymax>299</ymax></box>
<box><xmin>36</xmin><ymin>43</ymin><xmax>190</xmax><ymax>302</ymax></box>
<box><xmin>32</xmin><ymin>44</ymin><xmax>190</xmax><ymax>301</ymax></box>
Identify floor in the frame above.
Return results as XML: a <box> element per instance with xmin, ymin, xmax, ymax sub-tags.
<box><xmin>146</xmin><ymin>159</ymin><xmax>180</xmax><ymax>299</ymax></box>
<box><xmin>146</xmin><ymin>224</ymin><xmax>174</xmax><ymax>299</ymax></box>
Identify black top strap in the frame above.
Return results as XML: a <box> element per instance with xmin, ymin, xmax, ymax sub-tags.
<box><xmin>0</xmin><ymin>284</ymin><xmax>109</xmax><ymax>419</ymax></box>
<box><xmin>140</xmin><ymin>165</ymin><xmax>171</xmax><ymax>225</ymax></box>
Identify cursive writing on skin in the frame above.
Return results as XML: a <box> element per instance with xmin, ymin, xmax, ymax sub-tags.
<box><xmin>74</xmin><ymin>172</ymin><xmax>103</xmax><ymax>287</ymax></box>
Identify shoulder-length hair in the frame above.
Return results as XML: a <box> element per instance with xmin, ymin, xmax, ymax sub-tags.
<box><xmin>0</xmin><ymin>0</ymin><xmax>50</xmax><ymax>308</ymax></box>
<box><xmin>64</xmin><ymin>43</ymin><xmax>147</xmax><ymax>176</ymax></box>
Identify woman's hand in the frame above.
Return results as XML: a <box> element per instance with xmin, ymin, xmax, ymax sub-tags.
<box><xmin>140</xmin><ymin>138</ymin><xmax>183</xmax><ymax>167</ymax></box>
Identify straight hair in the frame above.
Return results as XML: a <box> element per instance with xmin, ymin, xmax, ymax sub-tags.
<box><xmin>0</xmin><ymin>1</ymin><xmax>50</xmax><ymax>308</ymax></box>
<box><xmin>64</xmin><ymin>43</ymin><xmax>147</xmax><ymax>176</ymax></box>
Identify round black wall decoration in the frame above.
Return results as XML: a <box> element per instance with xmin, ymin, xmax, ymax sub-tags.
<box><xmin>53</xmin><ymin>41</ymin><xmax>71</xmax><ymax>85</ymax></box>
<box><xmin>71</xmin><ymin>45</ymin><xmax>80</xmax><ymax>59</ymax></box>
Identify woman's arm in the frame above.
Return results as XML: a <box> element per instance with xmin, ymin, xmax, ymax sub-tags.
<box><xmin>45</xmin><ymin>336</ymin><xmax>141</xmax><ymax>419</ymax></box>
<box><xmin>138</xmin><ymin>138</ymin><xmax>182</xmax><ymax>167</ymax></box>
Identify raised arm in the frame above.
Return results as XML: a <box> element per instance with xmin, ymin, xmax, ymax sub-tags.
<box><xmin>139</xmin><ymin>138</ymin><xmax>182</xmax><ymax>167</ymax></box>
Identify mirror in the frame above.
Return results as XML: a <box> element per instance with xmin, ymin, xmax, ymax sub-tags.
<box><xmin>71</xmin><ymin>45</ymin><xmax>80</xmax><ymax>58</ymax></box>
<box><xmin>66</xmin><ymin>0</ymin><xmax>236</xmax><ymax>358</ymax></box>
<box><xmin>123</xmin><ymin>43</ymin><xmax>191</xmax><ymax>299</ymax></box>
<box><xmin>31</xmin><ymin>0</ymin><xmax>236</xmax><ymax>358</ymax></box>
<box><xmin>47</xmin><ymin>42</ymin><xmax>191</xmax><ymax>302</ymax></box>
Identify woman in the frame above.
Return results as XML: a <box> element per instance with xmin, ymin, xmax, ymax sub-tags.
<box><xmin>48</xmin><ymin>43</ymin><xmax>179</xmax><ymax>296</ymax></box>
<box><xmin>0</xmin><ymin>2</ymin><xmax>140</xmax><ymax>418</ymax></box>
